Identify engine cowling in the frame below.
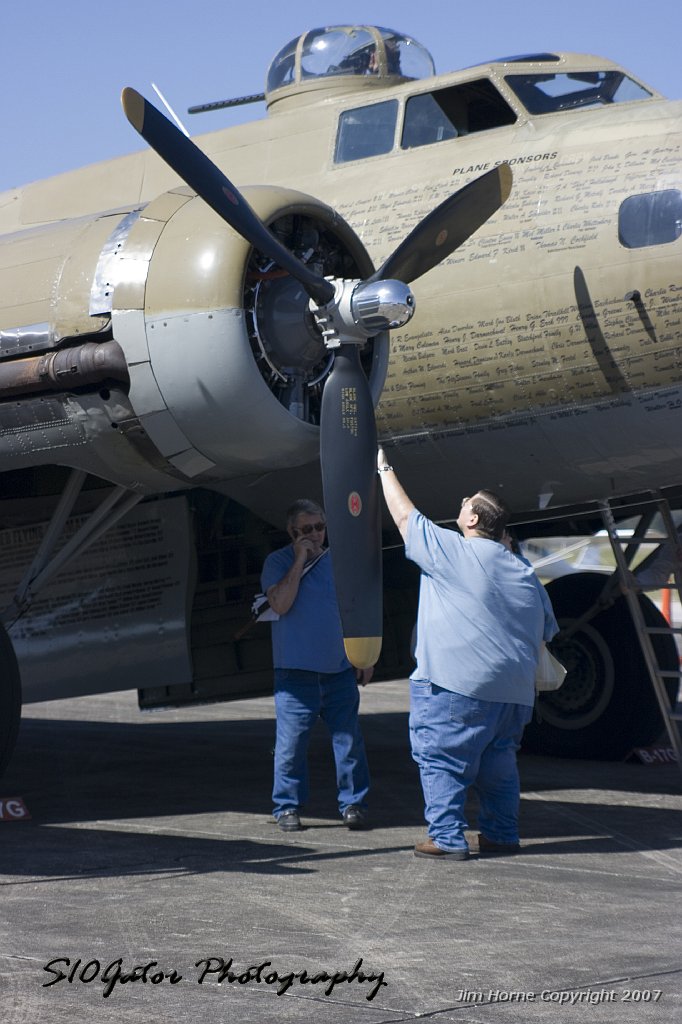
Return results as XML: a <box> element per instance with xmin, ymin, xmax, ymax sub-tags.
<box><xmin>111</xmin><ymin>185</ymin><xmax>388</xmax><ymax>484</ymax></box>
<box><xmin>0</xmin><ymin>186</ymin><xmax>387</xmax><ymax>492</ymax></box>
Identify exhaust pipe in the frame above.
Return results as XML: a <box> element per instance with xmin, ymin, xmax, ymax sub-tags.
<box><xmin>0</xmin><ymin>341</ymin><xmax>129</xmax><ymax>398</ymax></box>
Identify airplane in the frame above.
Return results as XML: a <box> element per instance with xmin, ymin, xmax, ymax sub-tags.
<box><xmin>1</xmin><ymin>23</ymin><xmax>681</xmax><ymax>778</ymax></box>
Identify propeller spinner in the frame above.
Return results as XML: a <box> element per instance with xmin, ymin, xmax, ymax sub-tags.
<box><xmin>121</xmin><ymin>87</ymin><xmax>512</xmax><ymax>667</ymax></box>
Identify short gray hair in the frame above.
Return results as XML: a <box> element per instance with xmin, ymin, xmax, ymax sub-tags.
<box><xmin>286</xmin><ymin>498</ymin><xmax>325</xmax><ymax>530</ymax></box>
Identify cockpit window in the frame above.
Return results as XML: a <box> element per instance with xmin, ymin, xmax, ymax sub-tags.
<box><xmin>335</xmin><ymin>100</ymin><xmax>398</xmax><ymax>163</ymax></box>
<box><xmin>619</xmin><ymin>190</ymin><xmax>682</xmax><ymax>249</ymax></box>
<box><xmin>335</xmin><ymin>78</ymin><xmax>517</xmax><ymax>164</ymax></box>
<box><xmin>505</xmin><ymin>71</ymin><xmax>652</xmax><ymax>114</ymax></box>
<box><xmin>402</xmin><ymin>80</ymin><xmax>516</xmax><ymax>149</ymax></box>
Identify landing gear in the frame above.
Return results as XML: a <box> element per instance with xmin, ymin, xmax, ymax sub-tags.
<box><xmin>0</xmin><ymin>625</ymin><xmax>21</xmax><ymax>777</ymax></box>
<box><xmin>523</xmin><ymin>572</ymin><xmax>678</xmax><ymax>760</ymax></box>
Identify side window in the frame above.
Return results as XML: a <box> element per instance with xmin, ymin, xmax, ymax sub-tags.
<box><xmin>402</xmin><ymin>79</ymin><xmax>516</xmax><ymax>149</ymax></box>
<box><xmin>334</xmin><ymin>100</ymin><xmax>398</xmax><ymax>164</ymax></box>
<box><xmin>402</xmin><ymin>93</ymin><xmax>458</xmax><ymax>148</ymax></box>
<box><xmin>619</xmin><ymin>191</ymin><xmax>682</xmax><ymax>249</ymax></box>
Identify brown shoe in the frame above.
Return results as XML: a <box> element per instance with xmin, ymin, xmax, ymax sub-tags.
<box><xmin>414</xmin><ymin>837</ymin><xmax>469</xmax><ymax>860</ymax></box>
<box><xmin>478</xmin><ymin>833</ymin><xmax>520</xmax><ymax>856</ymax></box>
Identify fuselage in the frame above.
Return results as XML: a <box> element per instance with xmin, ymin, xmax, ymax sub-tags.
<box><xmin>1</xmin><ymin>46</ymin><xmax>681</xmax><ymax>525</ymax></box>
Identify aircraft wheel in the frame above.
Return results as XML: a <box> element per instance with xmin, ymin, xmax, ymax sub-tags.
<box><xmin>0</xmin><ymin>626</ymin><xmax>21</xmax><ymax>777</ymax></box>
<box><xmin>523</xmin><ymin>572</ymin><xmax>678</xmax><ymax>760</ymax></box>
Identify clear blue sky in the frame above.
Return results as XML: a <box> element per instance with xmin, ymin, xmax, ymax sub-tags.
<box><xmin>1</xmin><ymin>0</ymin><xmax>679</xmax><ymax>192</ymax></box>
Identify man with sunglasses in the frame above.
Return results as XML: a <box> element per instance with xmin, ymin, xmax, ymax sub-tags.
<box><xmin>261</xmin><ymin>498</ymin><xmax>371</xmax><ymax>832</ymax></box>
<box><xmin>377</xmin><ymin>450</ymin><xmax>557</xmax><ymax>861</ymax></box>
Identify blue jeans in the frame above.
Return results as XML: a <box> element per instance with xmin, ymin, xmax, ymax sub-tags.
<box><xmin>273</xmin><ymin>668</ymin><xmax>370</xmax><ymax>818</ymax></box>
<box><xmin>409</xmin><ymin>681</ymin><xmax>532</xmax><ymax>852</ymax></box>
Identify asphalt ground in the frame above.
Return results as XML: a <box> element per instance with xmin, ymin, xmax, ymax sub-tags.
<box><xmin>1</xmin><ymin>678</ymin><xmax>681</xmax><ymax>1024</ymax></box>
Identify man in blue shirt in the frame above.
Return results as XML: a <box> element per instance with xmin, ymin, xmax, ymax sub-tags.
<box><xmin>261</xmin><ymin>498</ymin><xmax>371</xmax><ymax>832</ymax></box>
<box><xmin>377</xmin><ymin>450</ymin><xmax>558</xmax><ymax>860</ymax></box>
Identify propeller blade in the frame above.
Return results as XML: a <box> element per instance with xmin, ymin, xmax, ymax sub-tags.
<box><xmin>370</xmin><ymin>163</ymin><xmax>512</xmax><ymax>285</ymax></box>
<box><xmin>121</xmin><ymin>87</ymin><xmax>335</xmax><ymax>306</ymax></box>
<box><xmin>319</xmin><ymin>345</ymin><xmax>382</xmax><ymax>668</ymax></box>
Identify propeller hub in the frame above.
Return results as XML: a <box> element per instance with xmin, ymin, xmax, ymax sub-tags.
<box><xmin>351</xmin><ymin>279</ymin><xmax>416</xmax><ymax>332</ymax></box>
<box><xmin>312</xmin><ymin>277</ymin><xmax>416</xmax><ymax>349</ymax></box>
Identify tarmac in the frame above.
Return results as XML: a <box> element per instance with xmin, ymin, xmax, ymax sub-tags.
<box><xmin>1</xmin><ymin>677</ymin><xmax>681</xmax><ymax>1024</ymax></box>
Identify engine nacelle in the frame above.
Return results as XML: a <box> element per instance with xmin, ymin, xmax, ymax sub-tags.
<box><xmin>0</xmin><ymin>186</ymin><xmax>387</xmax><ymax>492</ymax></box>
<box><xmin>110</xmin><ymin>185</ymin><xmax>387</xmax><ymax>484</ymax></box>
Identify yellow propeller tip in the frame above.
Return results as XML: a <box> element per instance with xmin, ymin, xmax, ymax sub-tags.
<box><xmin>344</xmin><ymin>637</ymin><xmax>382</xmax><ymax>669</ymax></box>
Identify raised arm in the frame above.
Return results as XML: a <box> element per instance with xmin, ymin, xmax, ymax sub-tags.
<box><xmin>266</xmin><ymin>538</ymin><xmax>314</xmax><ymax>615</ymax></box>
<box><xmin>377</xmin><ymin>448</ymin><xmax>415</xmax><ymax>541</ymax></box>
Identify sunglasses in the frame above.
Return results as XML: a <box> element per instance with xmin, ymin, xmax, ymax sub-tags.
<box><xmin>293</xmin><ymin>522</ymin><xmax>326</xmax><ymax>536</ymax></box>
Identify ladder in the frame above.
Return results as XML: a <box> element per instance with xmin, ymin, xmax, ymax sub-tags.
<box><xmin>600</xmin><ymin>497</ymin><xmax>682</xmax><ymax>770</ymax></box>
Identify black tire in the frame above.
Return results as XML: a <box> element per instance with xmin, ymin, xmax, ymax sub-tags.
<box><xmin>0</xmin><ymin>625</ymin><xmax>21</xmax><ymax>777</ymax></box>
<box><xmin>523</xmin><ymin>572</ymin><xmax>678</xmax><ymax>760</ymax></box>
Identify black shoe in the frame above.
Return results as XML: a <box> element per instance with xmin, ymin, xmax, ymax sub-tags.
<box><xmin>342</xmin><ymin>806</ymin><xmax>369</xmax><ymax>830</ymax></box>
<box><xmin>276</xmin><ymin>809</ymin><xmax>302</xmax><ymax>832</ymax></box>
<box><xmin>477</xmin><ymin>833</ymin><xmax>520</xmax><ymax>855</ymax></box>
